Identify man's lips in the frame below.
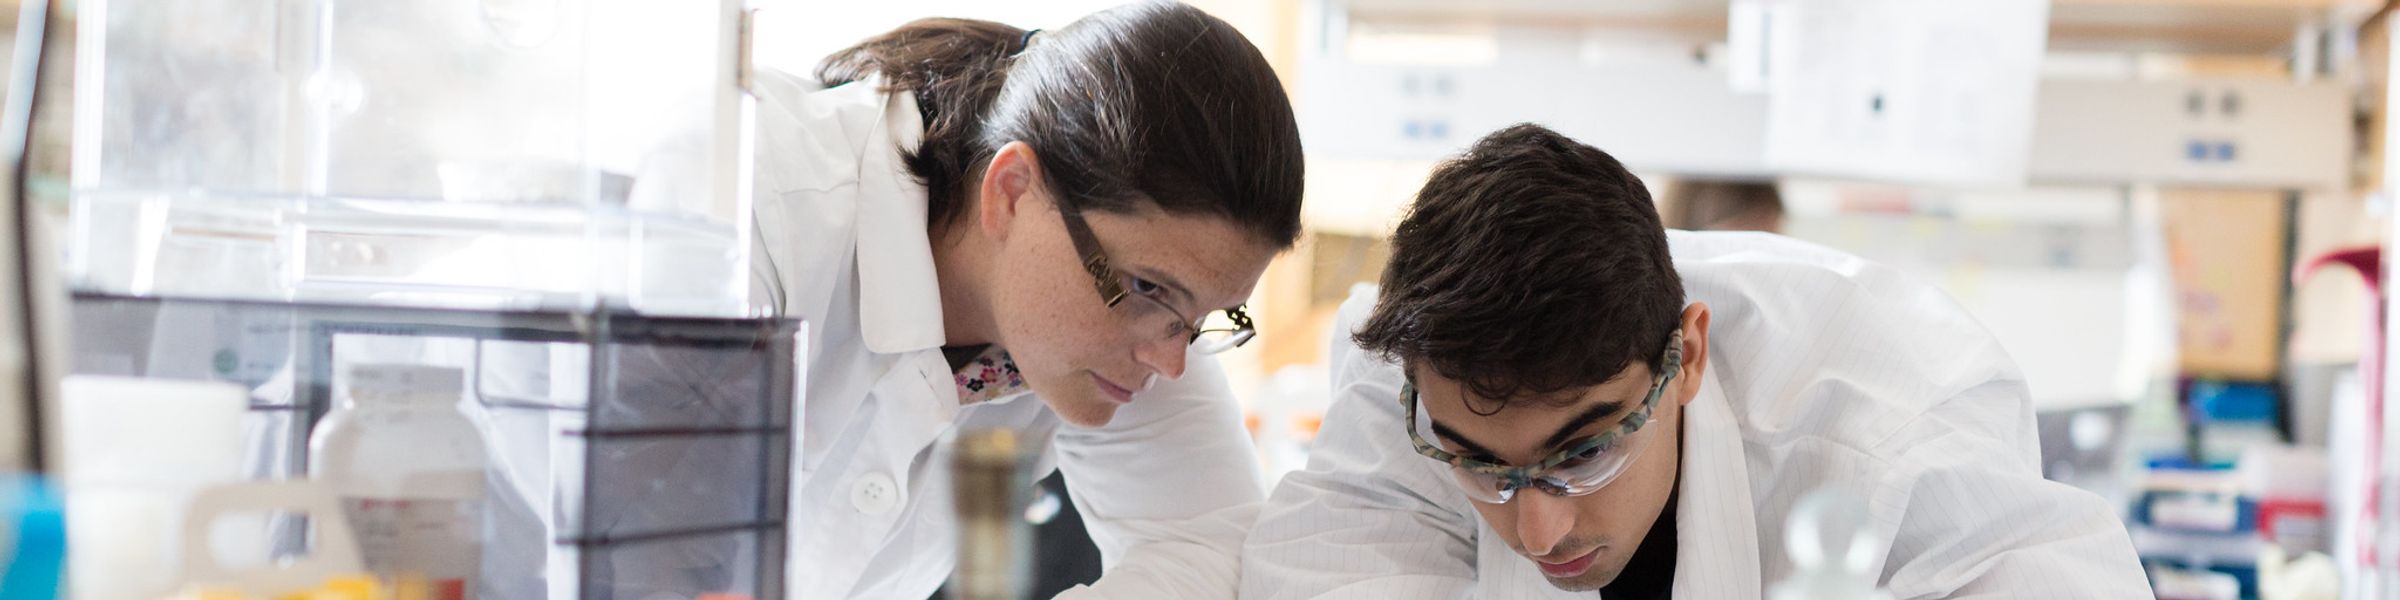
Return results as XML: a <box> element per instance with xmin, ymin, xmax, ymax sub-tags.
<box><xmin>1534</xmin><ymin>546</ymin><xmax>1600</xmax><ymax>578</ymax></box>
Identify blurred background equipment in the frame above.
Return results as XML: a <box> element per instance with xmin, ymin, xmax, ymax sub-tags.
<box><xmin>949</xmin><ymin>429</ymin><xmax>1032</xmax><ymax>600</ymax></box>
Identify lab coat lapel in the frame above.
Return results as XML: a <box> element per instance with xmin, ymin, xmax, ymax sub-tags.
<box><xmin>846</xmin><ymin>86</ymin><xmax>960</xmax><ymax>449</ymax></box>
<box><xmin>852</xmin><ymin>90</ymin><xmax>943</xmax><ymax>356</ymax></box>
<box><xmin>1674</xmin><ymin>369</ymin><xmax>1764</xmax><ymax>599</ymax></box>
<box><xmin>787</xmin><ymin>86</ymin><xmax>963</xmax><ymax>597</ymax></box>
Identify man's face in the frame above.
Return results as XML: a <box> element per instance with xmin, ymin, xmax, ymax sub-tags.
<box><xmin>1412</xmin><ymin>360</ymin><xmax>1689</xmax><ymax>591</ymax></box>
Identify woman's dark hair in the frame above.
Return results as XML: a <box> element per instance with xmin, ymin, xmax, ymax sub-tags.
<box><xmin>1661</xmin><ymin>179</ymin><xmax>1783</xmax><ymax>232</ymax></box>
<box><xmin>814</xmin><ymin>1</ymin><xmax>1305</xmax><ymax>247</ymax></box>
<box><xmin>1354</xmin><ymin>124</ymin><xmax>1684</xmax><ymax>410</ymax></box>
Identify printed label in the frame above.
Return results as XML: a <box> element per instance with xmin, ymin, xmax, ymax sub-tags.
<box><xmin>341</xmin><ymin>497</ymin><xmax>481</xmax><ymax>600</ymax></box>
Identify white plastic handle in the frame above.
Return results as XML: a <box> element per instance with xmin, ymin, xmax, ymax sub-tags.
<box><xmin>177</xmin><ymin>481</ymin><xmax>364</xmax><ymax>596</ymax></box>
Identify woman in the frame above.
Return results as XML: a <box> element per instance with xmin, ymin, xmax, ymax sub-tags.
<box><xmin>756</xmin><ymin>2</ymin><xmax>1303</xmax><ymax>597</ymax></box>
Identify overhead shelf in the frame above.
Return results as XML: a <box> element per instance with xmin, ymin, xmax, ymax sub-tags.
<box><xmin>1304</xmin><ymin>0</ymin><xmax>2357</xmax><ymax>187</ymax></box>
<box><xmin>2049</xmin><ymin>0</ymin><xmax>2354</xmax><ymax>54</ymax></box>
<box><xmin>1334</xmin><ymin>0</ymin><xmax>2377</xmax><ymax>56</ymax></box>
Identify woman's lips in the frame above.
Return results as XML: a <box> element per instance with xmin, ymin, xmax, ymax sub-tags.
<box><xmin>1091</xmin><ymin>373</ymin><xmax>1136</xmax><ymax>404</ymax></box>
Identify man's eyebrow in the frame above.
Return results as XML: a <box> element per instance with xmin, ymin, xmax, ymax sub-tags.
<box><xmin>1428</xmin><ymin>419</ymin><xmax>1503</xmax><ymax>460</ymax></box>
<box><xmin>1541</xmin><ymin>398</ymin><xmax>1628</xmax><ymax>451</ymax></box>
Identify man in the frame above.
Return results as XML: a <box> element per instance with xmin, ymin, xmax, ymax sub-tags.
<box><xmin>1241</xmin><ymin>124</ymin><xmax>2149</xmax><ymax>599</ymax></box>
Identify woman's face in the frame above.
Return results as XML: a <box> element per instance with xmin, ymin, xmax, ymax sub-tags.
<box><xmin>985</xmin><ymin>193</ymin><xmax>1276</xmax><ymax>427</ymax></box>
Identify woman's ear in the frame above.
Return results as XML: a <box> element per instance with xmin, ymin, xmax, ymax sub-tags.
<box><xmin>1675</xmin><ymin>302</ymin><xmax>1710</xmax><ymax>407</ymax></box>
<box><xmin>975</xmin><ymin>141</ymin><xmax>1045</xmax><ymax>241</ymax></box>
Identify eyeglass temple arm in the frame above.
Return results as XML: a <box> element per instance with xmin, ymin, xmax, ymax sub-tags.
<box><xmin>1059</xmin><ymin>205</ymin><xmax>1127</xmax><ymax>307</ymax></box>
<box><xmin>1661</xmin><ymin>330</ymin><xmax>1685</xmax><ymax>378</ymax></box>
<box><xmin>1223</xmin><ymin>306</ymin><xmax>1255</xmax><ymax>330</ymax></box>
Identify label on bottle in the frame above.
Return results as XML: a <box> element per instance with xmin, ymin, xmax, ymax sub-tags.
<box><xmin>341</xmin><ymin>496</ymin><xmax>481</xmax><ymax>600</ymax></box>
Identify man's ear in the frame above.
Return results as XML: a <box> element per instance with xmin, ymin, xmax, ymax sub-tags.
<box><xmin>973</xmin><ymin>141</ymin><xmax>1045</xmax><ymax>241</ymax></box>
<box><xmin>1675</xmin><ymin>303</ymin><xmax>1710</xmax><ymax>407</ymax></box>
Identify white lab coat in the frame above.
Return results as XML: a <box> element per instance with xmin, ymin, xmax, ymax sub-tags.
<box><xmin>1241</xmin><ymin>231</ymin><xmax>2153</xmax><ymax>599</ymax></box>
<box><xmin>754</xmin><ymin>71</ymin><xmax>1266</xmax><ymax>599</ymax></box>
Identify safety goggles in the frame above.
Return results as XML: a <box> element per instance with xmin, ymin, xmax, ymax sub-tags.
<box><xmin>1402</xmin><ymin>331</ymin><xmax>1682</xmax><ymax>503</ymax></box>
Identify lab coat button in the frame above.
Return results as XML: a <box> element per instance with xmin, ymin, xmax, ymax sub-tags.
<box><xmin>852</xmin><ymin>471</ymin><xmax>900</xmax><ymax>515</ymax></box>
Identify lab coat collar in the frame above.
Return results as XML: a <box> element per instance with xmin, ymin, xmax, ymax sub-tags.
<box><xmin>1672</xmin><ymin>367</ymin><xmax>1763</xmax><ymax>598</ymax></box>
<box><xmin>853</xmin><ymin>90</ymin><xmax>946</xmax><ymax>355</ymax></box>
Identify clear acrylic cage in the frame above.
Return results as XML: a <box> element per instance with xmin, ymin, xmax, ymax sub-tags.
<box><xmin>52</xmin><ymin>2</ymin><xmax>786</xmax><ymax>594</ymax></box>
<box><xmin>65</xmin><ymin>0</ymin><xmax>758</xmax><ymax>317</ymax></box>
<box><xmin>69</xmin><ymin>292</ymin><xmax>799</xmax><ymax>599</ymax></box>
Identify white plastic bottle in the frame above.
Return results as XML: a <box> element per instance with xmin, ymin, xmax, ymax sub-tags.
<box><xmin>309</xmin><ymin>364</ymin><xmax>486</xmax><ymax>600</ymax></box>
